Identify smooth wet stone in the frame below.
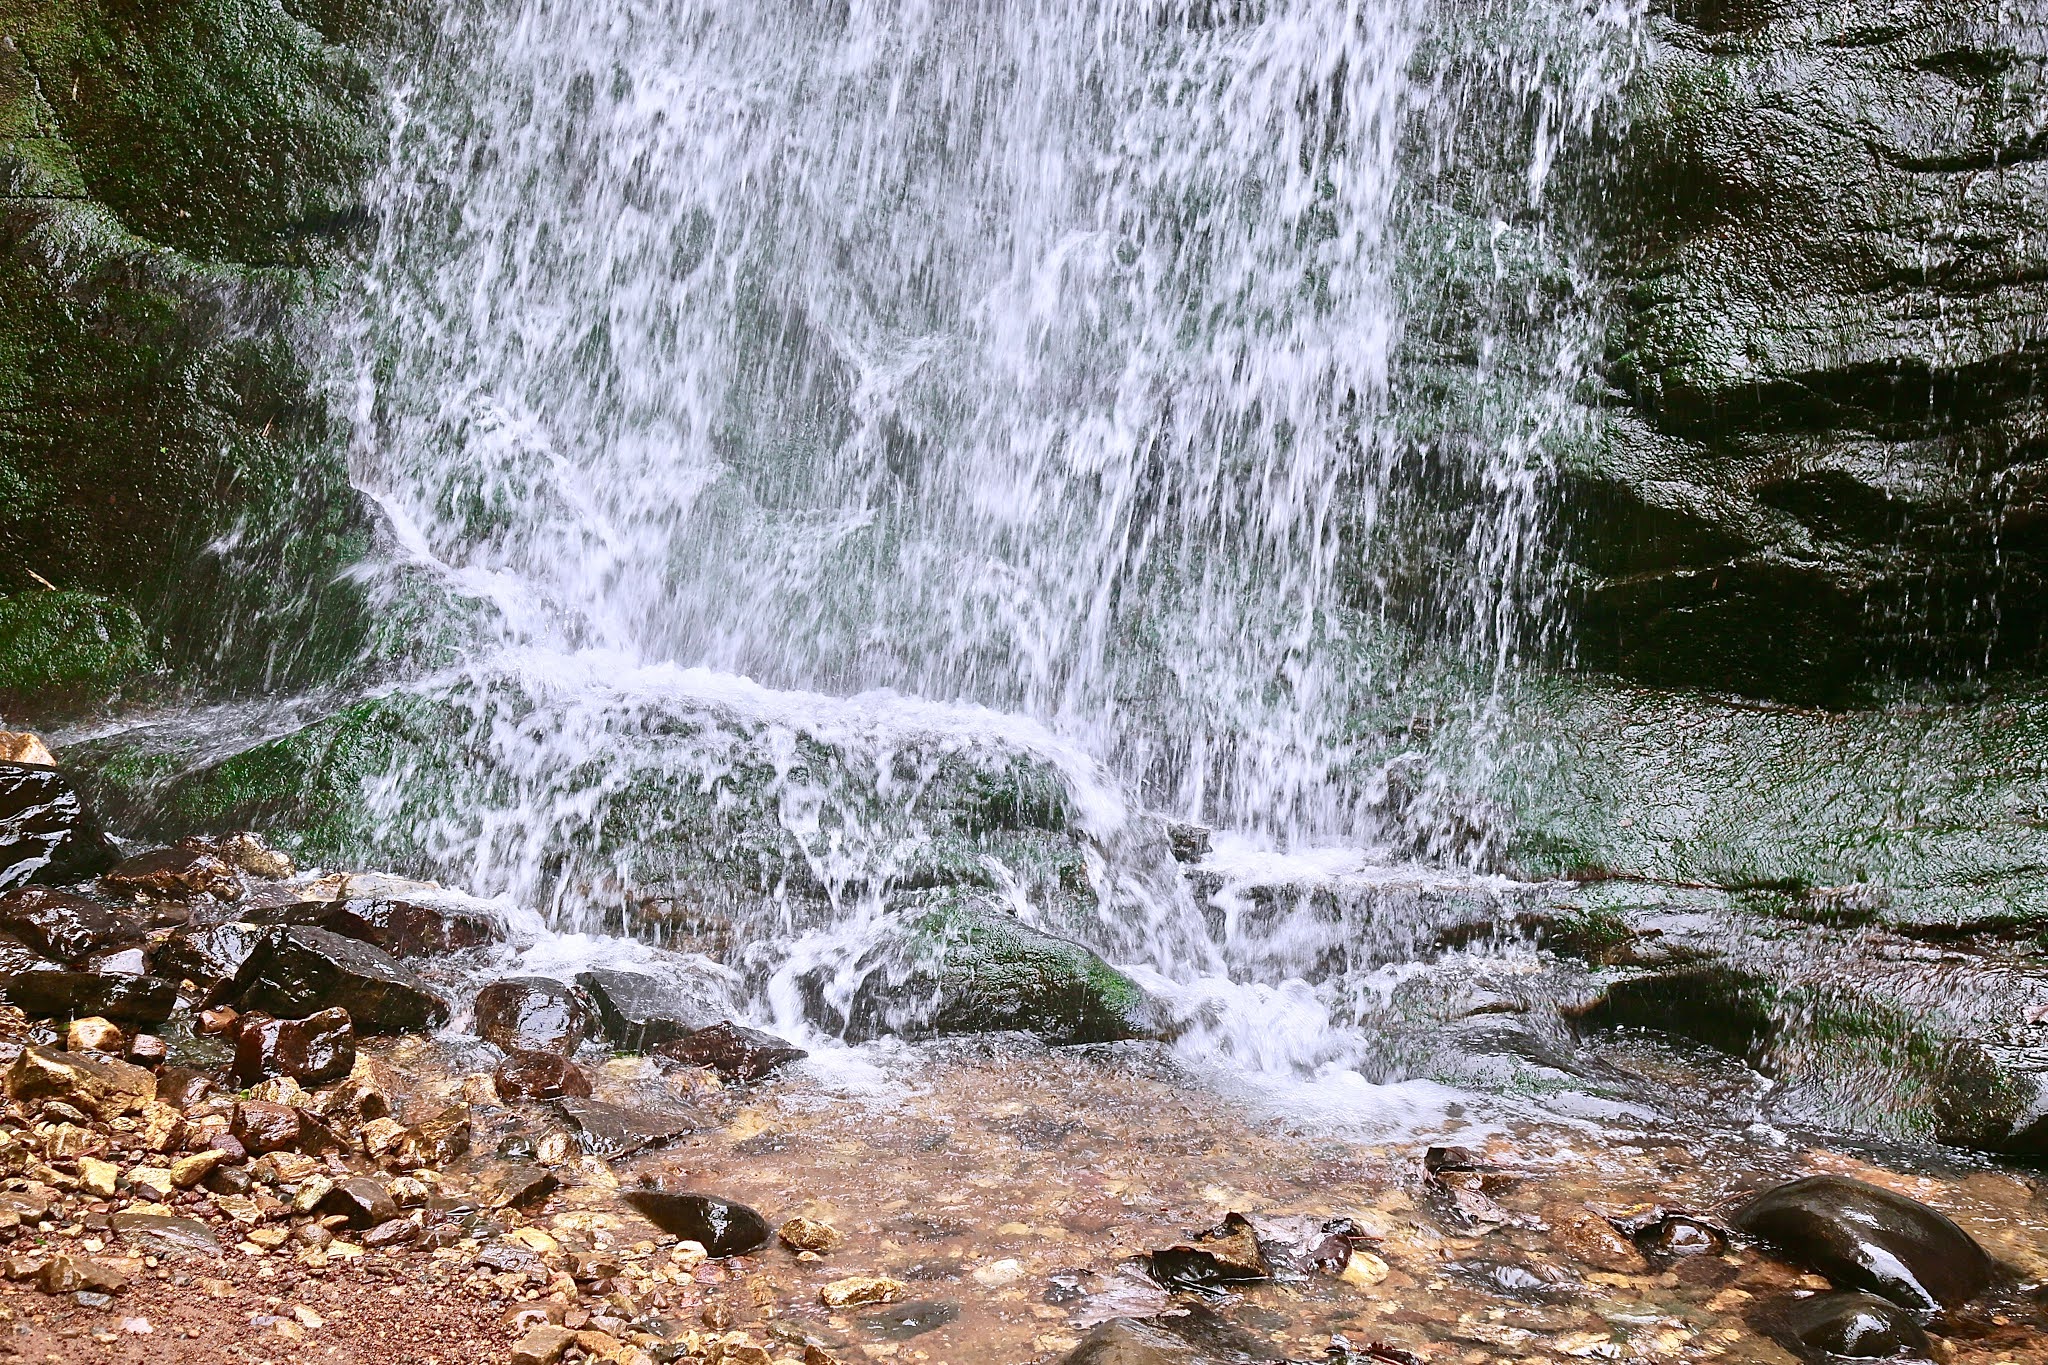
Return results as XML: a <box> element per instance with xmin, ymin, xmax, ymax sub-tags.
<box><xmin>473</xmin><ymin>977</ymin><xmax>594</xmax><ymax>1055</ymax></box>
<box><xmin>0</xmin><ymin>763</ymin><xmax>119</xmax><ymax>891</ymax></box>
<box><xmin>1148</xmin><ymin>1212</ymin><xmax>1271</xmax><ymax>1290</ymax></box>
<box><xmin>108</xmin><ymin>1213</ymin><xmax>220</xmax><ymax>1257</ymax></box>
<box><xmin>575</xmin><ymin>968</ymin><xmax>721</xmax><ymax>1051</ymax></box>
<box><xmin>1059</xmin><ymin>1319</ymin><xmax>1204</xmax><ymax>1364</ymax></box>
<box><xmin>621</xmin><ymin>1191</ymin><xmax>770</xmax><ymax>1256</ymax></box>
<box><xmin>654</xmin><ymin>1021</ymin><xmax>806</xmax><ymax>1082</ymax></box>
<box><xmin>1774</xmin><ymin>1291</ymin><xmax>1933</xmax><ymax>1362</ymax></box>
<box><xmin>471</xmin><ymin>1163</ymin><xmax>559</xmax><ymax>1211</ymax></box>
<box><xmin>494</xmin><ymin>1050</ymin><xmax>591</xmax><ymax>1101</ymax></box>
<box><xmin>1734</xmin><ymin>1175</ymin><xmax>1992</xmax><ymax>1317</ymax></box>
<box><xmin>231</xmin><ymin>1101</ymin><xmax>305</xmax><ymax>1155</ymax></box>
<box><xmin>232</xmin><ymin>1008</ymin><xmax>356</xmax><ymax>1087</ymax></box>
<box><xmin>101</xmin><ymin>846</ymin><xmax>240</xmax><ymax>900</ymax></box>
<box><xmin>148</xmin><ymin>922</ymin><xmax>264</xmax><ymax>990</ymax></box>
<box><xmin>396</xmin><ymin>1104</ymin><xmax>472</xmax><ymax>1168</ymax></box>
<box><xmin>225</xmin><ymin>926</ymin><xmax>450</xmax><ymax>1034</ymax></box>
<box><xmin>555</xmin><ymin>1096</ymin><xmax>692</xmax><ymax>1158</ymax></box>
<box><xmin>0</xmin><ymin>886</ymin><xmax>142</xmax><ymax>962</ymax></box>
<box><xmin>248</xmin><ymin>883</ymin><xmax>502</xmax><ymax>957</ymax></box>
<box><xmin>3</xmin><ymin>967</ymin><xmax>179</xmax><ymax>1027</ymax></box>
<box><xmin>319</xmin><ymin>1175</ymin><xmax>398</xmax><ymax>1228</ymax></box>
<box><xmin>862</xmin><ymin>1299</ymin><xmax>959</xmax><ymax>1340</ymax></box>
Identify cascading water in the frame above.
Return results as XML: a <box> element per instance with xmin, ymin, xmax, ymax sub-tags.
<box><xmin>330</xmin><ymin>0</ymin><xmax>1642</xmax><ymax>1103</ymax></box>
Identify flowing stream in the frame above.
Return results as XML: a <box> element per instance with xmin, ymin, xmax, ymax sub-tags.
<box><xmin>334</xmin><ymin>0</ymin><xmax>1641</xmax><ymax>1118</ymax></box>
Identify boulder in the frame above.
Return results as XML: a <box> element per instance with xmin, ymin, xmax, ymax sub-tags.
<box><xmin>473</xmin><ymin>977</ymin><xmax>593</xmax><ymax>1055</ymax></box>
<box><xmin>148</xmin><ymin>922</ymin><xmax>264</xmax><ymax>989</ymax></box>
<box><xmin>653</xmin><ymin>1021</ymin><xmax>806</xmax><ymax>1082</ymax></box>
<box><xmin>575</xmin><ymin>969</ymin><xmax>721</xmax><ymax>1051</ymax></box>
<box><xmin>318</xmin><ymin>1175</ymin><xmax>397</xmax><ymax>1228</ymax></box>
<box><xmin>100</xmin><ymin>847</ymin><xmax>240</xmax><ymax>900</ymax></box>
<box><xmin>493</xmin><ymin>1050</ymin><xmax>590</xmax><ymax>1102</ymax></box>
<box><xmin>223</xmin><ymin>926</ymin><xmax>449</xmax><ymax>1034</ymax></box>
<box><xmin>65</xmin><ymin>1017</ymin><xmax>124</xmax><ymax>1054</ymax></box>
<box><xmin>0</xmin><ymin>763</ymin><xmax>118</xmax><ymax>890</ymax></box>
<box><xmin>554</xmin><ymin>1097</ymin><xmax>691</xmax><ymax>1159</ymax></box>
<box><xmin>1733</xmin><ymin>1175</ymin><xmax>1992</xmax><ymax>1318</ymax></box>
<box><xmin>1770</xmin><ymin>1290</ymin><xmax>1932</xmax><ymax>1363</ymax></box>
<box><xmin>247</xmin><ymin>879</ymin><xmax>502</xmax><ymax>957</ymax></box>
<box><xmin>6</xmin><ymin>1045</ymin><xmax>155</xmax><ymax>1119</ymax></box>
<box><xmin>1059</xmin><ymin>1319</ymin><xmax>1204</xmax><ymax>1365</ymax></box>
<box><xmin>0</xmin><ymin>886</ymin><xmax>143</xmax><ymax>963</ymax></box>
<box><xmin>232</xmin><ymin>1009</ymin><xmax>356</xmax><ymax>1087</ymax></box>
<box><xmin>230</xmin><ymin>1102</ymin><xmax>307</xmax><ymax>1155</ymax></box>
<box><xmin>620</xmin><ymin>1191</ymin><xmax>770</xmax><ymax>1257</ymax></box>
<box><xmin>2</xmin><ymin>970</ymin><xmax>178</xmax><ymax>1027</ymax></box>
<box><xmin>394</xmin><ymin>1104</ymin><xmax>471</xmax><ymax>1168</ymax></box>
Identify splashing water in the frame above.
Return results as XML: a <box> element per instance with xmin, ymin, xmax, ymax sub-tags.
<box><xmin>327</xmin><ymin>0</ymin><xmax>1641</xmax><ymax>1100</ymax></box>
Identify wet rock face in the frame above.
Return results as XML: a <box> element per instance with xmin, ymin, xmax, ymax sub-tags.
<box><xmin>653</xmin><ymin>1022</ymin><xmax>806</xmax><ymax>1082</ymax></box>
<box><xmin>620</xmin><ymin>1191</ymin><xmax>770</xmax><ymax>1257</ymax></box>
<box><xmin>1771</xmin><ymin>1291</ymin><xmax>1933</xmax><ymax>1362</ymax></box>
<box><xmin>0</xmin><ymin>764</ymin><xmax>118</xmax><ymax>890</ymax></box>
<box><xmin>147</xmin><ymin>922</ymin><xmax>264</xmax><ymax>990</ymax></box>
<box><xmin>100</xmin><ymin>846</ymin><xmax>239</xmax><ymax>900</ymax></box>
<box><xmin>473</xmin><ymin>977</ymin><xmax>594</xmax><ymax>1055</ymax></box>
<box><xmin>0</xmin><ymin>886</ymin><xmax>142</xmax><ymax>963</ymax></box>
<box><xmin>232</xmin><ymin>1008</ymin><xmax>357</xmax><ymax>1087</ymax></box>
<box><xmin>493</xmin><ymin>1050</ymin><xmax>591</xmax><ymax>1101</ymax></box>
<box><xmin>224</xmin><ymin>926</ymin><xmax>450</xmax><ymax>1034</ymax></box>
<box><xmin>1</xmin><ymin>969</ymin><xmax>178</xmax><ymax>1027</ymax></box>
<box><xmin>1574</xmin><ymin>1</ymin><xmax>2048</xmax><ymax>703</ymax></box>
<box><xmin>575</xmin><ymin>969</ymin><xmax>721</xmax><ymax>1052</ymax></box>
<box><xmin>248</xmin><ymin>883</ymin><xmax>502</xmax><ymax>957</ymax></box>
<box><xmin>1734</xmin><ymin>1175</ymin><xmax>1992</xmax><ymax>1317</ymax></box>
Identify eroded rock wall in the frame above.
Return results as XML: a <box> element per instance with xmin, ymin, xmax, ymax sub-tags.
<box><xmin>1570</xmin><ymin>0</ymin><xmax>2048</xmax><ymax>704</ymax></box>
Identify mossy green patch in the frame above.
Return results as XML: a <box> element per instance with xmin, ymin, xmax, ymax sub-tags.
<box><xmin>0</xmin><ymin>589</ymin><xmax>151</xmax><ymax>697</ymax></box>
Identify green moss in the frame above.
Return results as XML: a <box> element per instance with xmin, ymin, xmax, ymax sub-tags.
<box><xmin>0</xmin><ymin>589</ymin><xmax>152</xmax><ymax>696</ymax></box>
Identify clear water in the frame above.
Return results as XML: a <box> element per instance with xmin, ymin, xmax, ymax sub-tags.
<box><xmin>330</xmin><ymin>0</ymin><xmax>1641</xmax><ymax>1101</ymax></box>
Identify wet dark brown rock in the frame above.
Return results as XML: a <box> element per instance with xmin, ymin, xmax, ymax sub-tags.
<box><xmin>1148</xmin><ymin>1212</ymin><xmax>1271</xmax><ymax>1290</ymax></box>
<box><xmin>1734</xmin><ymin>1175</ymin><xmax>1992</xmax><ymax>1317</ymax></box>
<box><xmin>471</xmin><ymin>1162</ymin><xmax>559</xmax><ymax>1211</ymax></box>
<box><xmin>0</xmin><ymin>886</ymin><xmax>142</xmax><ymax>962</ymax></box>
<box><xmin>148</xmin><ymin>922</ymin><xmax>265</xmax><ymax>990</ymax></box>
<box><xmin>555</xmin><ymin>1096</ymin><xmax>692</xmax><ymax>1159</ymax></box>
<box><xmin>249</xmin><ymin>888</ymin><xmax>503</xmax><ymax>958</ymax></box>
<box><xmin>224</xmin><ymin>926</ymin><xmax>450</xmax><ymax>1034</ymax></box>
<box><xmin>621</xmin><ymin>1190</ymin><xmax>771</xmax><ymax>1257</ymax></box>
<box><xmin>101</xmin><ymin>846</ymin><xmax>240</xmax><ymax>900</ymax></box>
<box><xmin>1</xmin><ymin>968</ymin><xmax>178</xmax><ymax>1027</ymax></box>
<box><xmin>232</xmin><ymin>1008</ymin><xmax>356</xmax><ymax>1087</ymax></box>
<box><xmin>395</xmin><ymin>1104</ymin><xmax>471</xmax><ymax>1168</ymax></box>
<box><xmin>0</xmin><ymin>763</ymin><xmax>119</xmax><ymax>891</ymax></box>
<box><xmin>197</xmin><ymin>1006</ymin><xmax>240</xmax><ymax>1036</ymax></box>
<box><xmin>654</xmin><ymin>1021</ymin><xmax>806</xmax><ymax>1082</ymax></box>
<box><xmin>124</xmin><ymin>1033</ymin><xmax>167</xmax><ymax>1068</ymax></box>
<box><xmin>319</xmin><ymin>1175</ymin><xmax>397</xmax><ymax>1228</ymax></box>
<box><xmin>362</xmin><ymin>1217</ymin><xmax>420</xmax><ymax>1250</ymax></box>
<box><xmin>154</xmin><ymin>1066</ymin><xmax>217</xmax><ymax>1111</ymax></box>
<box><xmin>473</xmin><ymin>976</ymin><xmax>594</xmax><ymax>1055</ymax></box>
<box><xmin>494</xmin><ymin>1050</ymin><xmax>591</xmax><ymax>1101</ymax></box>
<box><xmin>230</xmin><ymin>1101</ymin><xmax>305</xmax><ymax>1155</ymax></box>
<box><xmin>1059</xmin><ymin>1319</ymin><xmax>1203</xmax><ymax>1364</ymax></box>
<box><xmin>1771</xmin><ymin>1290</ymin><xmax>1932</xmax><ymax>1362</ymax></box>
<box><xmin>575</xmin><ymin>968</ymin><xmax>719</xmax><ymax>1051</ymax></box>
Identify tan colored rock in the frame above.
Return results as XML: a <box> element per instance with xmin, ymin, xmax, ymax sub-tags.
<box><xmin>291</xmin><ymin>1175</ymin><xmax>337</xmax><ymax>1216</ymax></box>
<box><xmin>126</xmin><ymin>1166</ymin><xmax>175</xmax><ymax>1201</ymax></box>
<box><xmin>169</xmin><ymin>1150</ymin><xmax>227</xmax><ymax>1190</ymax></box>
<box><xmin>359</xmin><ymin>1116</ymin><xmax>408</xmax><ymax>1159</ymax></box>
<box><xmin>819</xmin><ymin>1275</ymin><xmax>904</xmax><ymax>1308</ymax></box>
<box><xmin>214</xmin><ymin>833</ymin><xmax>295</xmax><ymax>880</ymax></box>
<box><xmin>65</xmin><ymin>1017</ymin><xmax>125</xmax><ymax>1055</ymax></box>
<box><xmin>7</xmin><ymin>1046</ymin><xmax>154</xmax><ymax>1120</ymax></box>
<box><xmin>778</xmin><ymin>1217</ymin><xmax>843</xmax><ymax>1254</ymax></box>
<box><xmin>245</xmin><ymin>1076</ymin><xmax>307</xmax><ymax>1107</ymax></box>
<box><xmin>0</xmin><ymin>732</ymin><xmax>55</xmax><ymax>766</ymax></box>
<box><xmin>394</xmin><ymin>1104</ymin><xmax>470</xmax><ymax>1169</ymax></box>
<box><xmin>78</xmin><ymin>1157</ymin><xmax>119</xmax><ymax>1199</ymax></box>
<box><xmin>248</xmin><ymin>1226</ymin><xmax>290</xmax><ymax>1250</ymax></box>
<box><xmin>511</xmin><ymin>1324</ymin><xmax>578</xmax><ymax>1365</ymax></box>
<box><xmin>35</xmin><ymin>1253</ymin><xmax>125</xmax><ymax>1296</ymax></box>
<box><xmin>136</xmin><ymin>1101</ymin><xmax>184</xmax><ymax>1154</ymax></box>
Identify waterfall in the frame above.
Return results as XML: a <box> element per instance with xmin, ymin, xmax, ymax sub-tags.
<box><xmin>334</xmin><ymin>0</ymin><xmax>1641</xmax><ymax>1081</ymax></box>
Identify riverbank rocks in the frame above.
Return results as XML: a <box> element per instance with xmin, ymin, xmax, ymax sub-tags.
<box><xmin>6</xmin><ymin>1045</ymin><xmax>154</xmax><ymax>1119</ymax></box>
<box><xmin>1770</xmin><ymin>1291</ymin><xmax>1933</xmax><ymax>1363</ymax></box>
<box><xmin>224</xmin><ymin>926</ymin><xmax>450</xmax><ymax>1034</ymax></box>
<box><xmin>233</xmin><ymin>1008</ymin><xmax>357</xmax><ymax>1086</ymax></box>
<box><xmin>621</xmin><ymin>1191</ymin><xmax>770</xmax><ymax>1256</ymax></box>
<box><xmin>576</xmin><ymin>968</ymin><xmax>722</xmax><ymax>1051</ymax></box>
<box><xmin>148</xmin><ymin>922</ymin><xmax>264</xmax><ymax>990</ymax></box>
<box><xmin>474</xmin><ymin>977</ymin><xmax>594</xmax><ymax>1055</ymax></box>
<box><xmin>555</xmin><ymin>1097</ymin><xmax>692</xmax><ymax>1159</ymax></box>
<box><xmin>0</xmin><ymin>886</ymin><xmax>142</xmax><ymax>962</ymax></box>
<box><xmin>0</xmin><ymin>763</ymin><xmax>118</xmax><ymax>890</ymax></box>
<box><xmin>250</xmin><ymin>876</ymin><xmax>503</xmax><ymax>957</ymax></box>
<box><xmin>3</xmin><ymin>969</ymin><xmax>178</xmax><ymax>1027</ymax></box>
<box><xmin>101</xmin><ymin>846</ymin><xmax>240</xmax><ymax>900</ymax></box>
<box><xmin>494</xmin><ymin>1050</ymin><xmax>591</xmax><ymax>1101</ymax></box>
<box><xmin>654</xmin><ymin>1021</ymin><xmax>806</xmax><ymax>1082</ymax></box>
<box><xmin>1733</xmin><ymin>1175</ymin><xmax>1991</xmax><ymax>1318</ymax></box>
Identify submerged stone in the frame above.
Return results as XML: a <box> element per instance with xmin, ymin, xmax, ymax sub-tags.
<box><xmin>1771</xmin><ymin>1291</ymin><xmax>1932</xmax><ymax>1363</ymax></box>
<box><xmin>0</xmin><ymin>764</ymin><xmax>118</xmax><ymax>891</ymax></box>
<box><xmin>1148</xmin><ymin>1212</ymin><xmax>1271</xmax><ymax>1291</ymax></box>
<box><xmin>473</xmin><ymin>976</ymin><xmax>593</xmax><ymax>1055</ymax></box>
<box><xmin>554</xmin><ymin>1096</ymin><xmax>692</xmax><ymax>1158</ymax></box>
<box><xmin>1734</xmin><ymin>1175</ymin><xmax>1991</xmax><ymax>1318</ymax></box>
<box><xmin>575</xmin><ymin>968</ymin><xmax>720</xmax><ymax>1051</ymax></box>
<box><xmin>1058</xmin><ymin>1319</ymin><xmax>1204</xmax><ymax>1365</ymax></box>
<box><xmin>654</xmin><ymin>1021</ymin><xmax>806</xmax><ymax>1082</ymax></box>
<box><xmin>621</xmin><ymin>1190</ymin><xmax>770</xmax><ymax>1256</ymax></box>
<box><xmin>224</xmin><ymin>926</ymin><xmax>449</xmax><ymax>1034</ymax></box>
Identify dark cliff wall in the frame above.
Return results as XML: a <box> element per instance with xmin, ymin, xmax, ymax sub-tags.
<box><xmin>1569</xmin><ymin>0</ymin><xmax>2048</xmax><ymax>705</ymax></box>
<box><xmin>0</xmin><ymin>0</ymin><xmax>379</xmax><ymax>710</ymax></box>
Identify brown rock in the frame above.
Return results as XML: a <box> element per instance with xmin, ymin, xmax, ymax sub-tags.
<box><xmin>34</xmin><ymin>1253</ymin><xmax>126</xmax><ymax>1297</ymax></box>
<box><xmin>779</xmin><ymin>1217</ymin><xmax>844</xmax><ymax>1253</ymax></box>
<box><xmin>232</xmin><ymin>1008</ymin><xmax>356</xmax><ymax>1087</ymax></box>
<box><xmin>65</xmin><ymin>1016</ymin><xmax>124</xmax><ymax>1054</ymax></box>
<box><xmin>1147</xmin><ymin>1212</ymin><xmax>1272</xmax><ymax>1290</ymax></box>
<box><xmin>100</xmin><ymin>847</ymin><xmax>240</xmax><ymax>900</ymax></box>
<box><xmin>362</xmin><ymin>1217</ymin><xmax>419</xmax><ymax>1249</ymax></box>
<box><xmin>511</xmin><ymin>1324</ymin><xmax>577</xmax><ymax>1365</ymax></box>
<box><xmin>319</xmin><ymin>1175</ymin><xmax>398</xmax><ymax>1228</ymax></box>
<box><xmin>6</xmin><ymin>1044</ymin><xmax>154</xmax><ymax>1119</ymax></box>
<box><xmin>230</xmin><ymin>1101</ymin><xmax>305</xmax><ymax>1155</ymax></box>
<box><xmin>0</xmin><ymin>886</ymin><xmax>142</xmax><ymax>963</ymax></box>
<box><xmin>0</xmin><ymin>733</ymin><xmax>54</xmax><ymax>767</ymax></box>
<box><xmin>493</xmin><ymin>1050</ymin><xmax>591</xmax><ymax>1102</ymax></box>
<box><xmin>196</xmin><ymin>1007</ymin><xmax>240</xmax><ymax>1037</ymax></box>
<box><xmin>472</xmin><ymin>1162</ymin><xmax>559</xmax><ymax>1211</ymax></box>
<box><xmin>170</xmin><ymin>1150</ymin><xmax>228</xmax><ymax>1189</ymax></box>
<box><xmin>472</xmin><ymin>977</ymin><xmax>594</xmax><ymax>1055</ymax></box>
<box><xmin>655</xmin><ymin>1022</ymin><xmax>807</xmax><ymax>1082</ymax></box>
<box><xmin>125</xmin><ymin>1033</ymin><xmax>167</xmax><ymax>1068</ymax></box>
<box><xmin>394</xmin><ymin>1104</ymin><xmax>471</xmax><ymax>1168</ymax></box>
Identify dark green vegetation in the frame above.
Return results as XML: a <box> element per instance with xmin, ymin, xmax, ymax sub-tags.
<box><xmin>1571</xmin><ymin>0</ymin><xmax>2048</xmax><ymax>706</ymax></box>
<box><xmin>0</xmin><ymin>0</ymin><xmax>382</xmax><ymax>713</ymax></box>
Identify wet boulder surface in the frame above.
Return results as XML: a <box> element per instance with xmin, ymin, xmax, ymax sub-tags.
<box><xmin>231</xmin><ymin>1008</ymin><xmax>357</xmax><ymax>1087</ymax></box>
<box><xmin>0</xmin><ymin>885</ymin><xmax>143</xmax><ymax>962</ymax></box>
<box><xmin>473</xmin><ymin>976</ymin><xmax>594</xmax><ymax>1055</ymax></box>
<box><xmin>1733</xmin><ymin>1175</ymin><xmax>1993</xmax><ymax>1319</ymax></box>
<box><xmin>620</xmin><ymin>1190</ymin><xmax>770</xmax><ymax>1257</ymax></box>
<box><xmin>0</xmin><ymin>763</ymin><xmax>118</xmax><ymax>890</ymax></box>
<box><xmin>493</xmin><ymin>1049</ymin><xmax>591</xmax><ymax>1101</ymax></box>
<box><xmin>223</xmin><ymin>925</ymin><xmax>450</xmax><ymax>1034</ymax></box>
<box><xmin>1766</xmin><ymin>1291</ymin><xmax>1934</xmax><ymax>1363</ymax></box>
<box><xmin>652</xmin><ymin>1021</ymin><xmax>806</xmax><ymax>1082</ymax></box>
<box><xmin>575</xmin><ymin>968</ymin><xmax>724</xmax><ymax>1052</ymax></box>
<box><xmin>0</xmin><ymin>968</ymin><xmax>178</xmax><ymax>1027</ymax></box>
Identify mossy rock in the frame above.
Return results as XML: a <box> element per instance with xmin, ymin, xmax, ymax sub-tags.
<box><xmin>0</xmin><ymin>590</ymin><xmax>152</xmax><ymax>700</ymax></box>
